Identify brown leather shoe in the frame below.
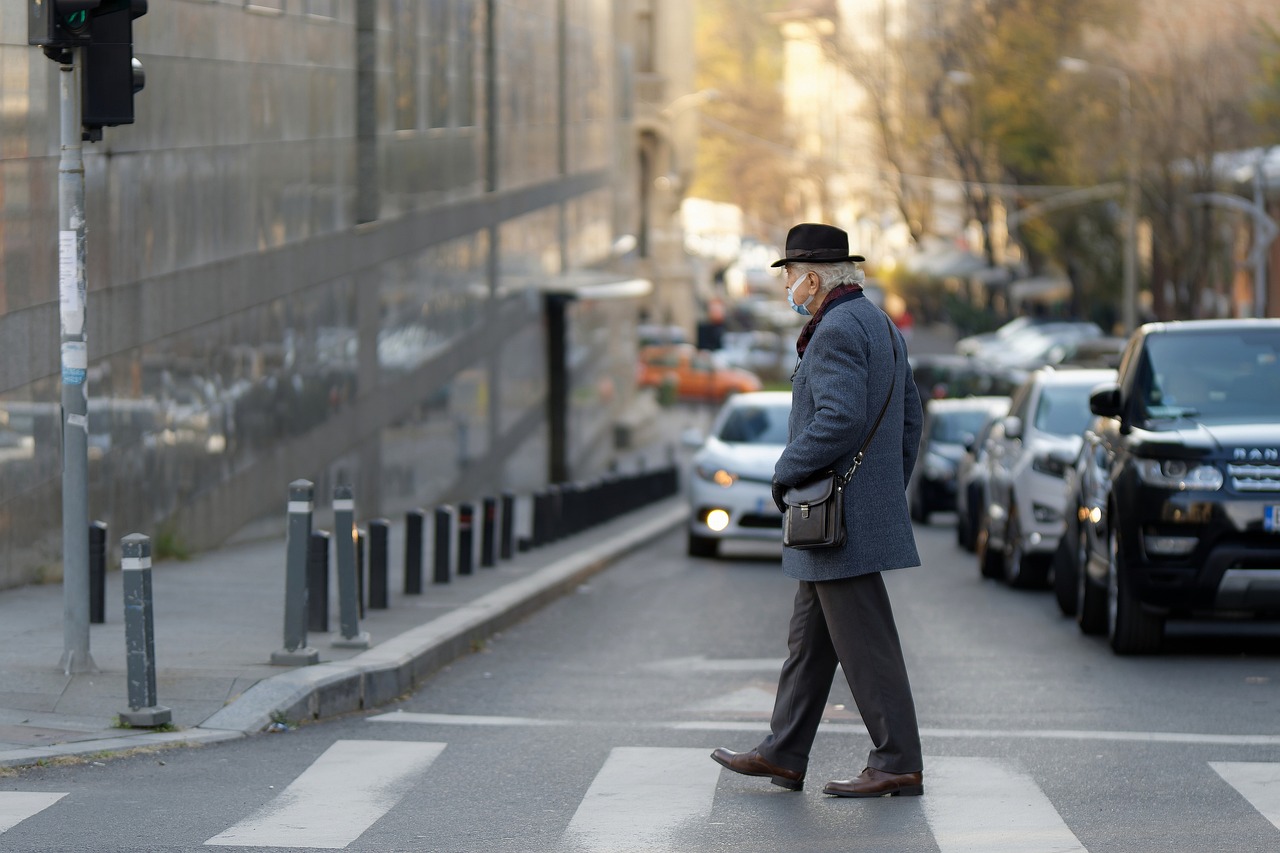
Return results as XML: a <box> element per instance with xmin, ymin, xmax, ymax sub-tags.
<box><xmin>823</xmin><ymin>767</ymin><xmax>923</xmax><ymax>798</ymax></box>
<box><xmin>710</xmin><ymin>747</ymin><xmax>804</xmax><ymax>791</ymax></box>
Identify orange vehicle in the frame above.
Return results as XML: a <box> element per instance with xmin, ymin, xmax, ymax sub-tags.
<box><xmin>637</xmin><ymin>344</ymin><xmax>763</xmax><ymax>402</ymax></box>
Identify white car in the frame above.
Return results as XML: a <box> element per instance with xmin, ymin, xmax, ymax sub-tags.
<box><xmin>685</xmin><ymin>391</ymin><xmax>791</xmax><ymax>558</ymax></box>
<box><xmin>978</xmin><ymin>367</ymin><xmax>1116</xmax><ymax>588</ymax></box>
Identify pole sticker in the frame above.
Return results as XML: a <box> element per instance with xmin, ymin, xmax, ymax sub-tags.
<box><xmin>61</xmin><ymin>341</ymin><xmax>87</xmax><ymax>385</ymax></box>
<box><xmin>59</xmin><ymin>230</ymin><xmax>84</xmax><ymax>336</ymax></box>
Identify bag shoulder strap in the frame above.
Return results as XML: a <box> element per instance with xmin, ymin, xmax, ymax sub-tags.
<box><xmin>839</xmin><ymin>315</ymin><xmax>898</xmax><ymax>485</ymax></box>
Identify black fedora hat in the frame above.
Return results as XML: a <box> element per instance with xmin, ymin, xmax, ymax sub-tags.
<box><xmin>770</xmin><ymin>223</ymin><xmax>865</xmax><ymax>267</ymax></box>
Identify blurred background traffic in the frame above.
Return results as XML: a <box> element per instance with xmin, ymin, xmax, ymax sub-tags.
<box><xmin>1</xmin><ymin>0</ymin><xmax>1279</xmax><ymax>604</ymax></box>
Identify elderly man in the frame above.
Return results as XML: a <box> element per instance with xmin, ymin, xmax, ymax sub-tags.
<box><xmin>711</xmin><ymin>223</ymin><xmax>925</xmax><ymax>798</ymax></box>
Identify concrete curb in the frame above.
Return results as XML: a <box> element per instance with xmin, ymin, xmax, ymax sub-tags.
<box><xmin>0</xmin><ymin>503</ymin><xmax>685</xmax><ymax>769</ymax></box>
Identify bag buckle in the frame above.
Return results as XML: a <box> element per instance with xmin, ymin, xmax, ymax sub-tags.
<box><xmin>801</xmin><ymin>504</ymin><xmax>811</xmax><ymax>518</ymax></box>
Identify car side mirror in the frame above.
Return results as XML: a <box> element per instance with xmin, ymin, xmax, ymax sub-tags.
<box><xmin>963</xmin><ymin>434</ymin><xmax>977</xmax><ymax>454</ymax></box>
<box><xmin>1090</xmin><ymin>384</ymin><xmax>1122</xmax><ymax>418</ymax></box>
<box><xmin>1002</xmin><ymin>415</ymin><xmax>1023</xmax><ymax>440</ymax></box>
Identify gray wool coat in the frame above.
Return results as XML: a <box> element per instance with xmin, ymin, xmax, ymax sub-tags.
<box><xmin>774</xmin><ymin>293</ymin><xmax>923</xmax><ymax>581</ymax></box>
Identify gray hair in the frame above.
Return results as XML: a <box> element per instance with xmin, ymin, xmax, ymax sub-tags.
<box><xmin>788</xmin><ymin>261</ymin><xmax>866</xmax><ymax>295</ymax></box>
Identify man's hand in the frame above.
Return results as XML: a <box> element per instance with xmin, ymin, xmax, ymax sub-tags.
<box><xmin>771</xmin><ymin>479</ymin><xmax>789</xmax><ymax>514</ymax></box>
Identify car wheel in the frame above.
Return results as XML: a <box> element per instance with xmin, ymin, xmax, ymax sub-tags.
<box><xmin>958</xmin><ymin>484</ymin><xmax>980</xmax><ymax>552</ymax></box>
<box><xmin>1106</xmin><ymin>525</ymin><xmax>1163</xmax><ymax>654</ymax></box>
<box><xmin>1003</xmin><ymin>501</ymin><xmax>1049</xmax><ymax>589</ymax></box>
<box><xmin>1077</xmin><ymin>520</ymin><xmax>1106</xmax><ymax>635</ymax></box>
<box><xmin>687</xmin><ymin>530</ymin><xmax>719</xmax><ymax>559</ymax></box>
<box><xmin>1052</xmin><ymin>509</ymin><xmax>1078</xmax><ymax>616</ymax></box>
<box><xmin>977</xmin><ymin>509</ymin><xmax>1003</xmax><ymax>579</ymax></box>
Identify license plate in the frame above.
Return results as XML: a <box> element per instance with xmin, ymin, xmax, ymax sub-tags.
<box><xmin>1267</xmin><ymin>506</ymin><xmax>1280</xmax><ymax>533</ymax></box>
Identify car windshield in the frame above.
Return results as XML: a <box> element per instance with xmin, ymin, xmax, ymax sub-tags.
<box><xmin>1142</xmin><ymin>330</ymin><xmax>1280</xmax><ymax>422</ymax></box>
<box><xmin>930</xmin><ymin>410</ymin><xmax>992</xmax><ymax>444</ymax></box>
<box><xmin>717</xmin><ymin>403</ymin><xmax>790</xmax><ymax>444</ymax></box>
<box><xmin>1033</xmin><ymin>383</ymin><xmax>1098</xmax><ymax>437</ymax></box>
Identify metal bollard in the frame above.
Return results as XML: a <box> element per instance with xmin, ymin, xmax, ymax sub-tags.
<box><xmin>433</xmin><ymin>506</ymin><xmax>452</xmax><ymax>584</ymax></box>
<box><xmin>355</xmin><ymin>528</ymin><xmax>366</xmax><ymax>619</ymax></box>
<box><xmin>118</xmin><ymin>534</ymin><xmax>172</xmax><ymax>727</ymax></box>
<box><xmin>480</xmin><ymin>497</ymin><xmax>497</xmax><ymax>568</ymax></box>
<box><xmin>307</xmin><ymin>530</ymin><xmax>330</xmax><ymax>634</ymax></box>
<box><xmin>332</xmin><ymin>485</ymin><xmax>370</xmax><ymax>648</ymax></box>
<box><xmin>89</xmin><ymin>520</ymin><xmax>107</xmax><ymax>624</ymax></box>
<box><xmin>272</xmin><ymin>480</ymin><xmax>320</xmax><ymax>665</ymax></box>
<box><xmin>457</xmin><ymin>502</ymin><xmax>475</xmax><ymax>576</ymax></box>
<box><xmin>404</xmin><ymin>509</ymin><xmax>424</xmax><ymax>594</ymax></box>
<box><xmin>368</xmin><ymin>519</ymin><xmax>389</xmax><ymax>609</ymax></box>
<box><xmin>500</xmin><ymin>492</ymin><xmax>515</xmax><ymax>560</ymax></box>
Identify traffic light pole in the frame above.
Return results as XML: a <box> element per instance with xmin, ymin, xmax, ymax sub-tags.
<box><xmin>57</xmin><ymin>51</ymin><xmax>95</xmax><ymax>675</ymax></box>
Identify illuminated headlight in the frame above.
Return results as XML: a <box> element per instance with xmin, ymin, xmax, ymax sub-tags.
<box><xmin>923</xmin><ymin>453</ymin><xmax>956</xmax><ymax>481</ymax></box>
<box><xmin>695</xmin><ymin>464</ymin><xmax>738</xmax><ymax>487</ymax></box>
<box><xmin>1032</xmin><ymin>454</ymin><xmax>1069</xmax><ymax>478</ymax></box>
<box><xmin>1032</xmin><ymin>502</ymin><xmax>1062</xmax><ymax>523</ymax></box>
<box><xmin>705</xmin><ymin>509</ymin><xmax>731</xmax><ymax>532</ymax></box>
<box><xmin>1135</xmin><ymin>459</ymin><xmax>1223</xmax><ymax>491</ymax></box>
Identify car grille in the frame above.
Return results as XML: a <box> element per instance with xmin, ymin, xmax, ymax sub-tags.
<box><xmin>739</xmin><ymin>514</ymin><xmax>782</xmax><ymax>529</ymax></box>
<box><xmin>1228</xmin><ymin>464</ymin><xmax>1280</xmax><ymax>492</ymax></box>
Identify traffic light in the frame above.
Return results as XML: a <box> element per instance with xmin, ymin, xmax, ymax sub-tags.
<box><xmin>28</xmin><ymin>0</ymin><xmax>101</xmax><ymax>56</ymax></box>
<box><xmin>81</xmin><ymin>0</ymin><xmax>147</xmax><ymax>141</ymax></box>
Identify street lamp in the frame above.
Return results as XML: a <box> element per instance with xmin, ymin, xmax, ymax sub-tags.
<box><xmin>1061</xmin><ymin>57</ymin><xmax>1138</xmax><ymax>334</ymax></box>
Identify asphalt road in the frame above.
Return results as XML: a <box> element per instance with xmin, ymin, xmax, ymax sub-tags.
<box><xmin>5</xmin><ymin>515</ymin><xmax>1280</xmax><ymax>852</ymax></box>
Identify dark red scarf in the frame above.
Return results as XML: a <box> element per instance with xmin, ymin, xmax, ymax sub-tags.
<box><xmin>795</xmin><ymin>283</ymin><xmax>864</xmax><ymax>358</ymax></box>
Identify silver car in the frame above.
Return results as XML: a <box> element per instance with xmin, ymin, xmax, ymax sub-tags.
<box><xmin>685</xmin><ymin>392</ymin><xmax>791</xmax><ymax>558</ymax></box>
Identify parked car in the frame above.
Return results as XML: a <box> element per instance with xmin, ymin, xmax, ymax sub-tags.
<box><xmin>909</xmin><ymin>397</ymin><xmax>1011</xmax><ymax>524</ymax></box>
<box><xmin>975</xmin><ymin>321</ymin><xmax>1104</xmax><ymax>372</ymax></box>
<box><xmin>977</xmin><ymin>367</ymin><xmax>1116</xmax><ymax>588</ymax></box>
<box><xmin>684</xmin><ymin>392</ymin><xmax>791</xmax><ymax>558</ymax></box>
<box><xmin>954</xmin><ymin>399</ymin><xmax>1013</xmax><ymax>551</ymax></box>
<box><xmin>638</xmin><ymin>344</ymin><xmax>762</xmax><ymax>403</ymax></box>
<box><xmin>1078</xmin><ymin>319</ymin><xmax>1280</xmax><ymax>654</ymax></box>
<box><xmin>955</xmin><ymin>316</ymin><xmax>1051</xmax><ymax>358</ymax></box>
<box><xmin>909</xmin><ymin>353</ymin><xmax>1021</xmax><ymax>401</ymax></box>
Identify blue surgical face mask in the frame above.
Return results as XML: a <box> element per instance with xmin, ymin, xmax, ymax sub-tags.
<box><xmin>787</xmin><ymin>272</ymin><xmax>815</xmax><ymax>316</ymax></box>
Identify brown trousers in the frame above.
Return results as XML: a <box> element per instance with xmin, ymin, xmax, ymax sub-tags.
<box><xmin>757</xmin><ymin>572</ymin><xmax>922</xmax><ymax>775</ymax></box>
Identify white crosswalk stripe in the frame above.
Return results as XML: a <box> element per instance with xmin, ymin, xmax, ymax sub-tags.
<box><xmin>922</xmin><ymin>756</ymin><xmax>1087</xmax><ymax>853</ymax></box>
<box><xmin>1210</xmin><ymin>761</ymin><xmax>1280</xmax><ymax>831</ymax></box>
<box><xmin>561</xmin><ymin>747</ymin><xmax>721</xmax><ymax>853</ymax></box>
<box><xmin>0</xmin><ymin>792</ymin><xmax>67</xmax><ymax>835</ymax></box>
<box><xmin>204</xmin><ymin>740</ymin><xmax>445</xmax><ymax>849</ymax></box>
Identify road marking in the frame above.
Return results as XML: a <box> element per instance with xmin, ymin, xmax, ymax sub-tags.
<box><xmin>205</xmin><ymin>740</ymin><xmax>444</xmax><ymax>849</ymax></box>
<box><xmin>562</xmin><ymin>747</ymin><xmax>719</xmax><ymax>853</ymax></box>
<box><xmin>1210</xmin><ymin>762</ymin><xmax>1280</xmax><ymax>830</ymax></box>
<box><xmin>642</xmin><ymin>656</ymin><xmax>784</xmax><ymax>674</ymax></box>
<box><xmin>0</xmin><ymin>793</ymin><xmax>67</xmax><ymax>834</ymax></box>
<box><xmin>923</xmin><ymin>756</ymin><xmax>1087</xmax><ymax>853</ymax></box>
<box><xmin>368</xmin><ymin>711</ymin><xmax>566</xmax><ymax>727</ymax></box>
<box><xmin>687</xmin><ymin>686</ymin><xmax>776</xmax><ymax>715</ymax></box>
<box><xmin>362</xmin><ymin>712</ymin><xmax>1280</xmax><ymax>747</ymax></box>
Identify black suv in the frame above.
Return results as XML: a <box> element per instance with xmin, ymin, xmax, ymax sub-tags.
<box><xmin>1079</xmin><ymin>319</ymin><xmax>1280</xmax><ymax>654</ymax></box>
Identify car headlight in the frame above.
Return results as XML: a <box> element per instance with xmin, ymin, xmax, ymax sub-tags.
<box><xmin>694</xmin><ymin>464</ymin><xmax>738</xmax><ymax>487</ymax></box>
<box><xmin>1031</xmin><ymin>454</ymin><xmax>1070</xmax><ymax>478</ymax></box>
<box><xmin>1134</xmin><ymin>458</ymin><xmax>1223</xmax><ymax>491</ymax></box>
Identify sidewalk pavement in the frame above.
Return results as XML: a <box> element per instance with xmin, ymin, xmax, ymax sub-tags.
<box><xmin>0</xmin><ymin>401</ymin><xmax>710</xmax><ymax>771</ymax></box>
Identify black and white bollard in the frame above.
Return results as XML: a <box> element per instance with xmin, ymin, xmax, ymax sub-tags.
<box><xmin>332</xmin><ymin>485</ymin><xmax>371</xmax><ymax>649</ymax></box>
<box><xmin>89</xmin><ymin>520</ymin><xmax>108</xmax><ymax>624</ymax></box>
<box><xmin>307</xmin><ymin>530</ymin><xmax>330</xmax><ymax>634</ymax></box>
<box><xmin>272</xmin><ymin>480</ymin><xmax>320</xmax><ymax>665</ymax></box>
<box><xmin>457</xmin><ymin>503</ymin><xmax>475</xmax><ymax>576</ymax></box>
<box><xmin>480</xmin><ymin>497</ymin><xmax>497</xmax><ymax>568</ymax></box>
<box><xmin>500</xmin><ymin>493</ymin><xmax>515</xmax><ymax>560</ymax></box>
<box><xmin>433</xmin><ymin>507</ymin><xmax>452</xmax><ymax>584</ymax></box>
<box><xmin>404</xmin><ymin>509</ymin><xmax>424</xmax><ymax>595</ymax></box>
<box><xmin>368</xmin><ymin>518</ymin><xmax>389</xmax><ymax>609</ymax></box>
<box><xmin>118</xmin><ymin>534</ymin><xmax>172</xmax><ymax>727</ymax></box>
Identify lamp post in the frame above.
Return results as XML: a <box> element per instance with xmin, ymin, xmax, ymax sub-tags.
<box><xmin>1061</xmin><ymin>57</ymin><xmax>1138</xmax><ymax>334</ymax></box>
